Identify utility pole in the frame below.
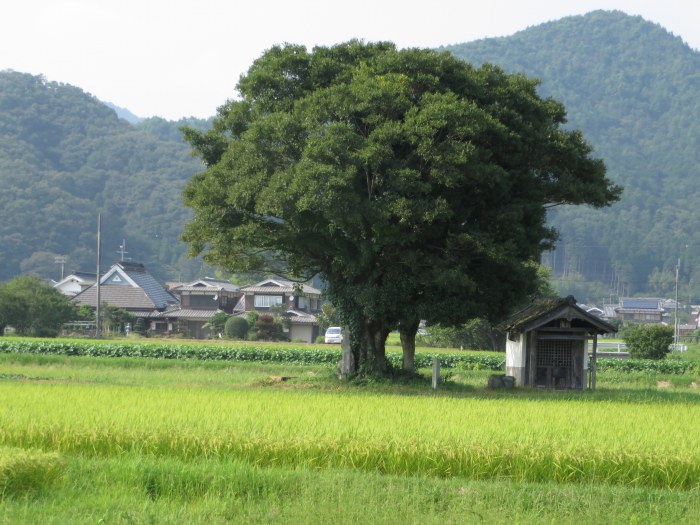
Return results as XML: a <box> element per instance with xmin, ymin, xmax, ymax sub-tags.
<box><xmin>675</xmin><ymin>257</ymin><xmax>680</xmax><ymax>350</ymax></box>
<box><xmin>96</xmin><ymin>213</ymin><xmax>102</xmax><ymax>338</ymax></box>
<box><xmin>54</xmin><ymin>255</ymin><xmax>67</xmax><ymax>281</ymax></box>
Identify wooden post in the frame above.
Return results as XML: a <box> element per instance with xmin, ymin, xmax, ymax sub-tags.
<box><xmin>432</xmin><ymin>358</ymin><xmax>440</xmax><ymax>389</ymax></box>
<box><xmin>338</xmin><ymin>327</ymin><xmax>355</xmax><ymax>380</ymax></box>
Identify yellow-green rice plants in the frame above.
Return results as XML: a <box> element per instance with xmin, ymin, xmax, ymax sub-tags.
<box><xmin>1</xmin><ymin>382</ymin><xmax>699</xmax><ymax>489</ymax></box>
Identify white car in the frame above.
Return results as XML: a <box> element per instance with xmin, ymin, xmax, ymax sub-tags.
<box><xmin>324</xmin><ymin>326</ymin><xmax>343</xmax><ymax>344</ymax></box>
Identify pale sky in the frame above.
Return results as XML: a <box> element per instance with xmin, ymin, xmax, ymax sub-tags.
<box><xmin>1</xmin><ymin>0</ymin><xmax>697</xmax><ymax>120</ymax></box>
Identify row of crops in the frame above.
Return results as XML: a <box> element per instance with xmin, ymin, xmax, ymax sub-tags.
<box><xmin>0</xmin><ymin>338</ymin><xmax>697</xmax><ymax>373</ymax></box>
<box><xmin>0</xmin><ymin>339</ymin><xmax>505</xmax><ymax>370</ymax></box>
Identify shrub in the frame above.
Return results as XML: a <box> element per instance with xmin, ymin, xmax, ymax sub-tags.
<box><xmin>254</xmin><ymin>314</ymin><xmax>283</xmax><ymax>341</ymax></box>
<box><xmin>134</xmin><ymin>318</ymin><xmax>146</xmax><ymax>335</ymax></box>
<box><xmin>206</xmin><ymin>312</ymin><xmax>230</xmax><ymax>336</ymax></box>
<box><xmin>224</xmin><ymin>317</ymin><xmax>249</xmax><ymax>340</ymax></box>
<box><xmin>246</xmin><ymin>310</ymin><xmax>259</xmax><ymax>327</ymax></box>
<box><xmin>624</xmin><ymin>324</ymin><xmax>674</xmax><ymax>359</ymax></box>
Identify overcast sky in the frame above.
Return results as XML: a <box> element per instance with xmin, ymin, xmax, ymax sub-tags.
<box><xmin>1</xmin><ymin>0</ymin><xmax>697</xmax><ymax>120</ymax></box>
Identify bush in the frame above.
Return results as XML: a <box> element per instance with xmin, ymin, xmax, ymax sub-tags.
<box><xmin>206</xmin><ymin>312</ymin><xmax>230</xmax><ymax>336</ymax></box>
<box><xmin>224</xmin><ymin>317</ymin><xmax>249</xmax><ymax>340</ymax></box>
<box><xmin>254</xmin><ymin>314</ymin><xmax>283</xmax><ymax>341</ymax></box>
<box><xmin>133</xmin><ymin>318</ymin><xmax>146</xmax><ymax>335</ymax></box>
<box><xmin>624</xmin><ymin>324</ymin><xmax>674</xmax><ymax>360</ymax></box>
<box><xmin>422</xmin><ymin>319</ymin><xmax>504</xmax><ymax>351</ymax></box>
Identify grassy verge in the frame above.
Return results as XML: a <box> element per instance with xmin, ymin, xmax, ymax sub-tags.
<box><xmin>2</xmin><ymin>455</ymin><xmax>698</xmax><ymax>524</ymax></box>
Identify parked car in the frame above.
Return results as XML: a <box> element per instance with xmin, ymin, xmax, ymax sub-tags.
<box><xmin>324</xmin><ymin>326</ymin><xmax>343</xmax><ymax>344</ymax></box>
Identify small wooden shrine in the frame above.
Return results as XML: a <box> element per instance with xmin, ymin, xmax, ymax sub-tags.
<box><xmin>502</xmin><ymin>296</ymin><xmax>616</xmax><ymax>389</ymax></box>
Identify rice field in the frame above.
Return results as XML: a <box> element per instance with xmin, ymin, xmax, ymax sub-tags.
<box><xmin>1</xmin><ymin>352</ymin><xmax>699</xmax><ymax>523</ymax></box>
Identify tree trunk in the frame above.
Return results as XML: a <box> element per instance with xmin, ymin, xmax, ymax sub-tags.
<box><xmin>362</xmin><ymin>318</ymin><xmax>389</xmax><ymax>374</ymax></box>
<box><xmin>339</xmin><ymin>317</ymin><xmax>390</xmax><ymax>378</ymax></box>
<box><xmin>399</xmin><ymin>318</ymin><xmax>420</xmax><ymax>373</ymax></box>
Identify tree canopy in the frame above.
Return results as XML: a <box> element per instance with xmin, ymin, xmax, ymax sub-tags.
<box><xmin>0</xmin><ymin>275</ymin><xmax>75</xmax><ymax>336</ymax></box>
<box><xmin>182</xmin><ymin>41</ymin><xmax>620</xmax><ymax>375</ymax></box>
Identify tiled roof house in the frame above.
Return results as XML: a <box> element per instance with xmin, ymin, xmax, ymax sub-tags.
<box><xmin>73</xmin><ymin>261</ymin><xmax>178</xmax><ymax>318</ymax></box>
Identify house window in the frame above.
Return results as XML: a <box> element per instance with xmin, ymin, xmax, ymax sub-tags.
<box><xmin>188</xmin><ymin>295</ymin><xmax>217</xmax><ymax>308</ymax></box>
<box><xmin>254</xmin><ymin>295</ymin><xmax>283</xmax><ymax>308</ymax></box>
<box><xmin>297</xmin><ymin>296</ymin><xmax>307</xmax><ymax>309</ymax></box>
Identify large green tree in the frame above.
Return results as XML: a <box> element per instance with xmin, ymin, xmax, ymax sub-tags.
<box><xmin>181</xmin><ymin>41</ymin><xmax>620</xmax><ymax>375</ymax></box>
<box><xmin>0</xmin><ymin>276</ymin><xmax>75</xmax><ymax>336</ymax></box>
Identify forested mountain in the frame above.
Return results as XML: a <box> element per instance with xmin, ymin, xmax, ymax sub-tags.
<box><xmin>1</xmin><ymin>10</ymin><xmax>698</xmax><ymax>302</ymax></box>
<box><xmin>446</xmin><ymin>10</ymin><xmax>700</xmax><ymax>303</ymax></box>
<box><xmin>0</xmin><ymin>71</ymin><xmax>210</xmax><ymax>283</ymax></box>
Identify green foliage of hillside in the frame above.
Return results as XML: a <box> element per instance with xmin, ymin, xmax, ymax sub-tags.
<box><xmin>446</xmin><ymin>10</ymin><xmax>700</xmax><ymax>302</ymax></box>
<box><xmin>2</xmin><ymin>10</ymin><xmax>699</xmax><ymax>300</ymax></box>
<box><xmin>0</xmin><ymin>71</ymin><xmax>207</xmax><ymax>283</ymax></box>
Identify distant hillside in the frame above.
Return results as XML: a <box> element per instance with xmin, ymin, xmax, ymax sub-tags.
<box><xmin>0</xmin><ymin>71</ymin><xmax>209</xmax><ymax>283</ymax></box>
<box><xmin>104</xmin><ymin>102</ymin><xmax>143</xmax><ymax>123</ymax></box>
<box><xmin>446</xmin><ymin>10</ymin><xmax>700</xmax><ymax>302</ymax></box>
<box><xmin>2</xmin><ymin>10</ymin><xmax>699</xmax><ymax>302</ymax></box>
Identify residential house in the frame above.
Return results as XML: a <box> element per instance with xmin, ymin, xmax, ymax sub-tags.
<box><xmin>578</xmin><ymin>303</ymin><xmax>606</xmax><ymax>318</ymax></box>
<box><xmin>53</xmin><ymin>271</ymin><xmax>96</xmax><ymax>297</ymax></box>
<box><xmin>235</xmin><ymin>279</ymin><xmax>322</xmax><ymax>343</ymax></box>
<box><xmin>614</xmin><ymin>298</ymin><xmax>665</xmax><ymax>324</ymax></box>
<box><xmin>72</xmin><ymin>261</ymin><xmax>178</xmax><ymax>326</ymax></box>
<box><xmin>163</xmin><ymin>278</ymin><xmax>241</xmax><ymax>338</ymax></box>
<box><xmin>601</xmin><ymin>304</ymin><xmax>618</xmax><ymax>322</ymax></box>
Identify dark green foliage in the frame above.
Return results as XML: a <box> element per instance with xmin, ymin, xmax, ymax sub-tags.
<box><xmin>315</xmin><ymin>304</ymin><xmax>339</xmax><ymax>335</ymax></box>
<box><xmin>224</xmin><ymin>316</ymin><xmax>248</xmax><ymax>340</ymax></box>
<box><xmin>75</xmin><ymin>304</ymin><xmax>95</xmax><ymax>322</ymax></box>
<box><xmin>446</xmin><ymin>10</ymin><xmax>700</xmax><ymax>302</ymax></box>
<box><xmin>0</xmin><ymin>71</ymin><xmax>206</xmax><ymax>283</ymax></box>
<box><xmin>181</xmin><ymin>40</ymin><xmax>618</xmax><ymax>375</ymax></box>
<box><xmin>101</xmin><ymin>306</ymin><xmax>135</xmax><ymax>335</ymax></box>
<box><xmin>624</xmin><ymin>324</ymin><xmax>674</xmax><ymax>359</ymax></box>
<box><xmin>205</xmin><ymin>311</ymin><xmax>230</xmax><ymax>336</ymax></box>
<box><xmin>2</xmin><ymin>11</ymin><xmax>698</xmax><ymax>307</ymax></box>
<box><xmin>246</xmin><ymin>310</ymin><xmax>260</xmax><ymax>328</ymax></box>
<box><xmin>254</xmin><ymin>315</ymin><xmax>283</xmax><ymax>342</ymax></box>
<box><xmin>423</xmin><ymin>319</ymin><xmax>504</xmax><ymax>351</ymax></box>
<box><xmin>133</xmin><ymin>318</ymin><xmax>146</xmax><ymax>335</ymax></box>
<box><xmin>136</xmin><ymin>116</ymin><xmax>212</xmax><ymax>143</ymax></box>
<box><xmin>0</xmin><ymin>276</ymin><xmax>75</xmax><ymax>337</ymax></box>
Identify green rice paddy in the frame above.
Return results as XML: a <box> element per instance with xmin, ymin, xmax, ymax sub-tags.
<box><xmin>0</xmin><ymin>347</ymin><xmax>699</xmax><ymax>523</ymax></box>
